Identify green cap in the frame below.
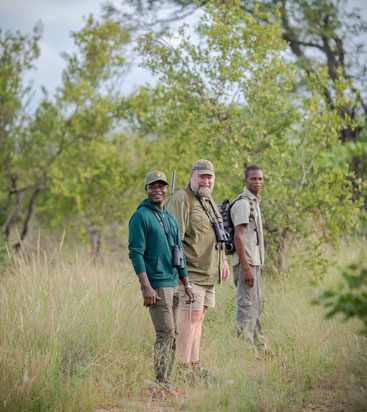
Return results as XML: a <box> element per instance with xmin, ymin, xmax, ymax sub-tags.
<box><xmin>192</xmin><ymin>159</ymin><xmax>215</xmax><ymax>176</ymax></box>
<box><xmin>145</xmin><ymin>170</ymin><xmax>168</xmax><ymax>186</ymax></box>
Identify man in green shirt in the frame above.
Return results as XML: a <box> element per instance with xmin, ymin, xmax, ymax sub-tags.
<box><xmin>128</xmin><ymin>170</ymin><xmax>194</xmax><ymax>396</ymax></box>
<box><xmin>167</xmin><ymin>160</ymin><xmax>230</xmax><ymax>378</ymax></box>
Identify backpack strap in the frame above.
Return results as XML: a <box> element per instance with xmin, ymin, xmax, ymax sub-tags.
<box><xmin>229</xmin><ymin>194</ymin><xmax>245</xmax><ymax>211</ymax></box>
<box><xmin>183</xmin><ymin>187</ymin><xmax>192</xmax><ymax>215</ymax></box>
<box><xmin>234</xmin><ymin>194</ymin><xmax>259</xmax><ymax>245</ymax></box>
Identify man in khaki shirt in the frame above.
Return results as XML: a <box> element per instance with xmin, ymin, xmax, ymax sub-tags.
<box><xmin>230</xmin><ymin>165</ymin><xmax>266</xmax><ymax>350</ymax></box>
<box><xmin>167</xmin><ymin>159</ymin><xmax>229</xmax><ymax>379</ymax></box>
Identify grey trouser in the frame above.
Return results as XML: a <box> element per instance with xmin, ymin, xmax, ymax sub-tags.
<box><xmin>233</xmin><ymin>264</ymin><xmax>266</xmax><ymax>348</ymax></box>
<box><xmin>149</xmin><ymin>286</ymin><xmax>179</xmax><ymax>382</ymax></box>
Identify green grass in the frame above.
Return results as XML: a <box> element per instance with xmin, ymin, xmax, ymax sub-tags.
<box><xmin>0</xmin><ymin>240</ymin><xmax>366</xmax><ymax>411</ymax></box>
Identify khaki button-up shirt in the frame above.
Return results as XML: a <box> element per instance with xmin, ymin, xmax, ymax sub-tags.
<box><xmin>167</xmin><ymin>187</ymin><xmax>225</xmax><ymax>286</ymax></box>
<box><xmin>230</xmin><ymin>187</ymin><xmax>264</xmax><ymax>267</ymax></box>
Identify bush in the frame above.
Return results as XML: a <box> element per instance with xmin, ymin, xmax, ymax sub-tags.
<box><xmin>314</xmin><ymin>263</ymin><xmax>367</xmax><ymax>335</ymax></box>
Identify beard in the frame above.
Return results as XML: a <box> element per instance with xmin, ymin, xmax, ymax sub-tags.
<box><xmin>190</xmin><ymin>178</ymin><xmax>213</xmax><ymax>198</ymax></box>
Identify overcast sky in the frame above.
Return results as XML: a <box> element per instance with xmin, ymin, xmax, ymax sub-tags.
<box><xmin>1</xmin><ymin>0</ymin><xmax>367</xmax><ymax>103</ymax></box>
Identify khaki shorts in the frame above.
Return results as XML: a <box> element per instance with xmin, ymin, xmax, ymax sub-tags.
<box><xmin>179</xmin><ymin>283</ymin><xmax>215</xmax><ymax>311</ymax></box>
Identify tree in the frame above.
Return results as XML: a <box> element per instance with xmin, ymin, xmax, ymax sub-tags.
<box><xmin>129</xmin><ymin>0</ymin><xmax>363</xmax><ymax>274</ymax></box>
<box><xmin>0</xmin><ymin>15</ymin><xmax>139</xmax><ymax>256</ymax></box>
<box><xmin>0</xmin><ymin>23</ymin><xmax>48</xmax><ymax>248</ymax></box>
<box><xmin>124</xmin><ymin>0</ymin><xmax>367</xmax><ymax>180</ymax></box>
<box><xmin>37</xmin><ymin>15</ymin><xmax>142</xmax><ymax>258</ymax></box>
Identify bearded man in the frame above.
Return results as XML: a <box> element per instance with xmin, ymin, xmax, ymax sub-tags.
<box><xmin>167</xmin><ymin>159</ymin><xmax>229</xmax><ymax>380</ymax></box>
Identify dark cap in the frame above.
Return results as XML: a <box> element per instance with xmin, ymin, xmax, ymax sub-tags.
<box><xmin>192</xmin><ymin>159</ymin><xmax>215</xmax><ymax>176</ymax></box>
<box><xmin>145</xmin><ymin>170</ymin><xmax>168</xmax><ymax>186</ymax></box>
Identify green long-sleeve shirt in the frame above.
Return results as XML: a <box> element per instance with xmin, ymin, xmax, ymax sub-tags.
<box><xmin>128</xmin><ymin>198</ymin><xmax>188</xmax><ymax>289</ymax></box>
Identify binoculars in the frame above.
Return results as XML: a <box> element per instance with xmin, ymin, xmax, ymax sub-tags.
<box><xmin>172</xmin><ymin>245</ymin><xmax>185</xmax><ymax>270</ymax></box>
<box><xmin>213</xmin><ymin>221</ymin><xmax>229</xmax><ymax>243</ymax></box>
<box><xmin>213</xmin><ymin>221</ymin><xmax>235</xmax><ymax>253</ymax></box>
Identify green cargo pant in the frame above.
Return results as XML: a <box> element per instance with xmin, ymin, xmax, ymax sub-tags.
<box><xmin>149</xmin><ymin>286</ymin><xmax>179</xmax><ymax>383</ymax></box>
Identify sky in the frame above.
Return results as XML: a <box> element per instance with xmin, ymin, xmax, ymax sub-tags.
<box><xmin>1</xmin><ymin>0</ymin><xmax>367</xmax><ymax>103</ymax></box>
<box><xmin>0</xmin><ymin>0</ymin><xmax>151</xmax><ymax>101</ymax></box>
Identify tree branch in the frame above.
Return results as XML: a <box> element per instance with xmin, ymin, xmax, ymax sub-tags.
<box><xmin>1</xmin><ymin>191</ymin><xmax>20</xmax><ymax>240</ymax></box>
<box><xmin>0</xmin><ymin>191</ymin><xmax>12</xmax><ymax>219</ymax></box>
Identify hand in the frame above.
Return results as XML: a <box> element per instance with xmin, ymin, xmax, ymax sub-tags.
<box><xmin>222</xmin><ymin>261</ymin><xmax>230</xmax><ymax>282</ymax></box>
<box><xmin>142</xmin><ymin>286</ymin><xmax>161</xmax><ymax>307</ymax></box>
<box><xmin>244</xmin><ymin>267</ymin><xmax>254</xmax><ymax>288</ymax></box>
<box><xmin>185</xmin><ymin>286</ymin><xmax>195</xmax><ymax>304</ymax></box>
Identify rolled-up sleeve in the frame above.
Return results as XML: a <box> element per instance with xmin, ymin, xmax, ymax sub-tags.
<box><xmin>128</xmin><ymin>213</ymin><xmax>147</xmax><ymax>275</ymax></box>
<box><xmin>231</xmin><ymin>199</ymin><xmax>250</xmax><ymax>227</ymax></box>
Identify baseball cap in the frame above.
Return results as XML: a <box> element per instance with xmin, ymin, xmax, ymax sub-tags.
<box><xmin>192</xmin><ymin>159</ymin><xmax>215</xmax><ymax>176</ymax></box>
<box><xmin>145</xmin><ymin>170</ymin><xmax>168</xmax><ymax>186</ymax></box>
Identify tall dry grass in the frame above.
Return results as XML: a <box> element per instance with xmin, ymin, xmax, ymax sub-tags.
<box><xmin>0</xmin><ymin>239</ymin><xmax>366</xmax><ymax>411</ymax></box>
<box><xmin>0</xmin><ymin>245</ymin><xmax>154</xmax><ymax>411</ymax></box>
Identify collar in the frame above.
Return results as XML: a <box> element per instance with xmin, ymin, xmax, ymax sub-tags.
<box><xmin>148</xmin><ymin>199</ymin><xmax>167</xmax><ymax>213</ymax></box>
<box><xmin>243</xmin><ymin>186</ymin><xmax>261</xmax><ymax>202</ymax></box>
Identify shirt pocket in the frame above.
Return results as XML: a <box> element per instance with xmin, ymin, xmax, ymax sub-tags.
<box><xmin>190</xmin><ymin>211</ymin><xmax>210</xmax><ymax>234</ymax></box>
<box><xmin>154</xmin><ymin>256</ymin><xmax>164</xmax><ymax>273</ymax></box>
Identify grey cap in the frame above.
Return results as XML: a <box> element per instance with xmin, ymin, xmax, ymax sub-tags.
<box><xmin>192</xmin><ymin>159</ymin><xmax>215</xmax><ymax>176</ymax></box>
<box><xmin>145</xmin><ymin>170</ymin><xmax>168</xmax><ymax>186</ymax></box>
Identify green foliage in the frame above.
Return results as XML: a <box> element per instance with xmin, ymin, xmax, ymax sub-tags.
<box><xmin>0</xmin><ymin>24</ymin><xmax>50</xmax><ymax>245</ymax></box>
<box><xmin>0</xmin><ymin>24</ymin><xmax>42</xmax><ymax>129</ymax></box>
<box><xmin>314</xmin><ymin>263</ymin><xmax>367</xmax><ymax>334</ymax></box>
<box><xmin>131</xmin><ymin>0</ymin><xmax>363</xmax><ymax>275</ymax></box>
<box><xmin>61</xmin><ymin>14</ymin><xmax>128</xmax><ymax>92</ymax></box>
<box><xmin>36</xmin><ymin>15</ymin><xmax>145</xmax><ymax>253</ymax></box>
<box><xmin>127</xmin><ymin>0</ymin><xmax>367</xmax><ymax>185</ymax></box>
<box><xmin>0</xmin><ymin>16</ymin><xmax>143</xmax><ymax>254</ymax></box>
<box><xmin>0</xmin><ymin>24</ymin><xmax>42</xmax><ymax>177</ymax></box>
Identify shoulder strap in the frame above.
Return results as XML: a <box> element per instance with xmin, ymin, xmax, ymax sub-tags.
<box><xmin>229</xmin><ymin>194</ymin><xmax>245</xmax><ymax>211</ymax></box>
<box><xmin>183</xmin><ymin>187</ymin><xmax>192</xmax><ymax>215</ymax></box>
<box><xmin>152</xmin><ymin>210</ymin><xmax>176</xmax><ymax>247</ymax></box>
<box><xmin>232</xmin><ymin>194</ymin><xmax>259</xmax><ymax>245</ymax></box>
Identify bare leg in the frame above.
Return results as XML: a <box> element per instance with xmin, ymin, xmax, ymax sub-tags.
<box><xmin>190</xmin><ymin>306</ymin><xmax>207</xmax><ymax>362</ymax></box>
<box><xmin>177</xmin><ymin>310</ymin><xmax>203</xmax><ymax>363</ymax></box>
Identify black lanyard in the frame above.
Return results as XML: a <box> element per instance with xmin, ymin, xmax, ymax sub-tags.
<box><xmin>152</xmin><ymin>209</ymin><xmax>179</xmax><ymax>247</ymax></box>
<box><xmin>197</xmin><ymin>197</ymin><xmax>216</xmax><ymax>223</ymax></box>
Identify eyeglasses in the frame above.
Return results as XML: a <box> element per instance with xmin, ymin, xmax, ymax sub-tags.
<box><xmin>147</xmin><ymin>183</ymin><xmax>168</xmax><ymax>190</ymax></box>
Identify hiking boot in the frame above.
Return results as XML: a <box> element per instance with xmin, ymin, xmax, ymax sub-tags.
<box><xmin>147</xmin><ymin>381</ymin><xmax>185</xmax><ymax>400</ymax></box>
<box><xmin>147</xmin><ymin>382</ymin><xmax>165</xmax><ymax>401</ymax></box>
<box><xmin>191</xmin><ymin>361</ymin><xmax>212</xmax><ymax>381</ymax></box>
<box><xmin>176</xmin><ymin>363</ymin><xmax>196</xmax><ymax>384</ymax></box>
<box><xmin>163</xmin><ymin>382</ymin><xmax>185</xmax><ymax>398</ymax></box>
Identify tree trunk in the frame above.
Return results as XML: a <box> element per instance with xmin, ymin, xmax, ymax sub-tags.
<box><xmin>89</xmin><ymin>228</ymin><xmax>101</xmax><ymax>263</ymax></box>
<box><xmin>13</xmin><ymin>188</ymin><xmax>42</xmax><ymax>250</ymax></box>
